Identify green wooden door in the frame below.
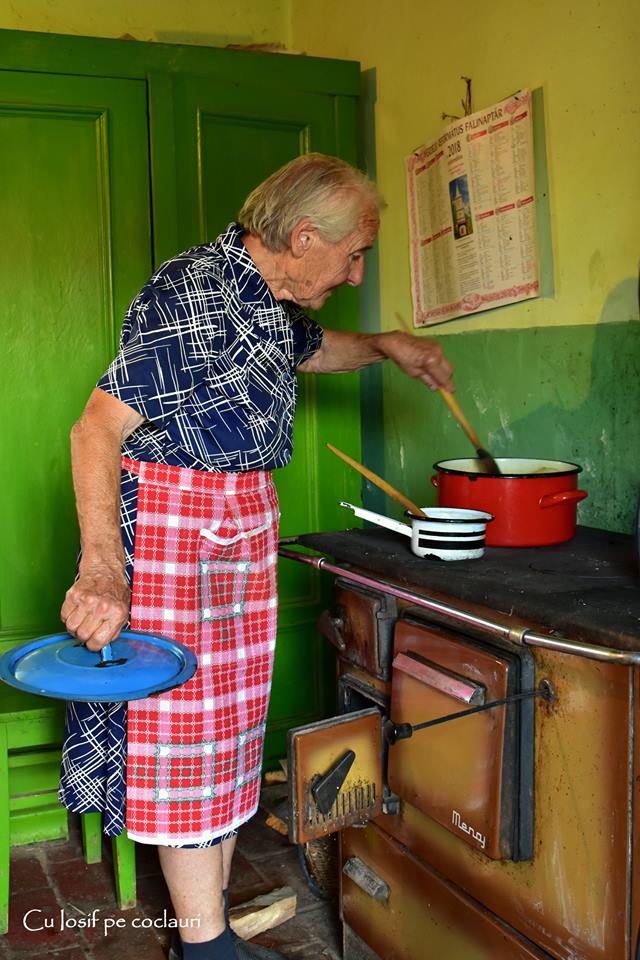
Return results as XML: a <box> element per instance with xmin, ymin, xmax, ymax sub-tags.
<box><xmin>0</xmin><ymin>45</ymin><xmax>364</xmax><ymax>765</ymax></box>
<box><xmin>162</xmin><ymin>77</ymin><xmax>363</xmax><ymax>761</ymax></box>
<box><xmin>0</xmin><ymin>71</ymin><xmax>151</xmax><ymax>653</ymax></box>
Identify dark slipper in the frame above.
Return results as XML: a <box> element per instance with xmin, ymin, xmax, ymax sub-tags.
<box><xmin>231</xmin><ymin>931</ymin><xmax>289</xmax><ymax>960</ymax></box>
<box><xmin>168</xmin><ymin>932</ymin><xmax>288</xmax><ymax>960</ymax></box>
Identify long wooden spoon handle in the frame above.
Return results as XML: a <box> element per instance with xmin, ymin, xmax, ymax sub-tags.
<box><xmin>327</xmin><ymin>443</ymin><xmax>426</xmax><ymax>518</ymax></box>
<box><xmin>438</xmin><ymin>388</ymin><xmax>482</xmax><ymax>449</ymax></box>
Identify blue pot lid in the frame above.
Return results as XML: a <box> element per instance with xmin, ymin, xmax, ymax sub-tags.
<box><xmin>0</xmin><ymin>631</ymin><xmax>198</xmax><ymax>702</ymax></box>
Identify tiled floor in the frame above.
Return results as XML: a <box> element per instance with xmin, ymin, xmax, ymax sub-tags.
<box><xmin>0</xmin><ymin>808</ymin><xmax>341</xmax><ymax>960</ymax></box>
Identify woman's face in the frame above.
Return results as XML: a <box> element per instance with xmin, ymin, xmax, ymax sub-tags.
<box><xmin>287</xmin><ymin>207</ymin><xmax>379</xmax><ymax>310</ymax></box>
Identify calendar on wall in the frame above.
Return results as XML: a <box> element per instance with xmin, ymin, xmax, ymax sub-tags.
<box><xmin>406</xmin><ymin>89</ymin><xmax>539</xmax><ymax>326</ymax></box>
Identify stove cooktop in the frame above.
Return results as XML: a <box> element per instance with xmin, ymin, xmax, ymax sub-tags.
<box><xmin>291</xmin><ymin>526</ymin><xmax>640</xmax><ymax>651</ymax></box>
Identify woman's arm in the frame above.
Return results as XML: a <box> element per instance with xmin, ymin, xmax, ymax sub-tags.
<box><xmin>60</xmin><ymin>388</ymin><xmax>144</xmax><ymax>651</ymax></box>
<box><xmin>297</xmin><ymin>328</ymin><xmax>454</xmax><ymax>391</ymax></box>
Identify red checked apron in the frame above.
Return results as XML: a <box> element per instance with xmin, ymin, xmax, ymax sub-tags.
<box><xmin>122</xmin><ymin>457</ymin><xmax>279</xmax><ymax>845</ymax></box>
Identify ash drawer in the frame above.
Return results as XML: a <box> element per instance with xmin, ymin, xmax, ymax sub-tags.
<box><xmin>341</xmin><ymin>822</ymin><xmax>551</xmax><ymax>960</ymax></box>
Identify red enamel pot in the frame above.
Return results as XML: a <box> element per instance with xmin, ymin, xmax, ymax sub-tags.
<box><xmin>431</xmin><ymin>458</ymin><xmax>588</xmax><ymax>547</ymax></box>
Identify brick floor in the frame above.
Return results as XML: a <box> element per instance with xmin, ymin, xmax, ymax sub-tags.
<box><xmin>1</xmin><ymin>809</ymin><xmax>341</xmax><ymax>960</ymax></box>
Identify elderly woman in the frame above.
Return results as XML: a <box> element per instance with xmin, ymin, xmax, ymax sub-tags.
<box><xmin>58</xmin><ymin>153</ymin><xmax>453</xmax><ymax>960</ymax></box>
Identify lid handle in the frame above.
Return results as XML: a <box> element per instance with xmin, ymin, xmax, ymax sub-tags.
<box><xmin>96</xmin><ymin>643</ymin><xmax>129</xmax><ymax>668</ymax></box>
<box><xmin>100</xmin><ymin>644</ymin><xmax>114</xmax><ymax>662</ymax></box>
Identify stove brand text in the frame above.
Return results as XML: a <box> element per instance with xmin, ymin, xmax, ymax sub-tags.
<box><xmin>452</xmin><ymin>809</ymin><xmax>487</xmax><ymax>849</ymax></box>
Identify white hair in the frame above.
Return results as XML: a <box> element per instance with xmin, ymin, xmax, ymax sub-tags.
<box><xmin>238</xmin><ymin>153</ymin><xmax>383</xmax><ymax>252</ymax></box>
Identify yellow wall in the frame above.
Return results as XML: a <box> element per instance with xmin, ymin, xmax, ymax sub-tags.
<box><xmin>291</xmin><ymin>0</ymin><xmax>639</xmax><ymax>333</ymax></box>
<box><xmin>0</xmin><ymin>0</ymin><xmax>289</xmax><ymax>49</ymax></box>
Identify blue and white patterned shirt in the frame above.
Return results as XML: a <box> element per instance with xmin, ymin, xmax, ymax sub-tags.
<box><xmin>98</xmin><ymin>222</ymin><xmax>323</xmax><ymax>472</ymax></box>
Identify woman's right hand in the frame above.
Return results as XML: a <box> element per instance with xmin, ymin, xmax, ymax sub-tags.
<box><xmin>61</xmin><ymin>563</ymin><xmax>130</xmax><ymax>652</ymax></box>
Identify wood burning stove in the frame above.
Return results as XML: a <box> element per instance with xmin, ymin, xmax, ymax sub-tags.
<box><xmin>280</xmin><ymin>526</ymin><xmax>640</xmax><ymax>960</ymax></box>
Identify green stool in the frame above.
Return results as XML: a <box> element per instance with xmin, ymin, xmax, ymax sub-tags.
<box><xmin>0</xmin><ymin>687</ymin><xmax>137</xmax><ymax>935</ymax></box>
<box><xmin>0</xmin><ymin>687</ymin><xmax>66</xmax><ymax>935</ymax></box>
<box><xmin>81</xmin><ymin>811</ymin><xmax>137</xmax><ymax>910</ymax></box>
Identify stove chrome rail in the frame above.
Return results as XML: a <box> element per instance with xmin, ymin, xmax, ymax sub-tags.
<box><xmin>278</xmin><ymin>545</ymin><xmax>640</xmax><ymax>666</ymax></box>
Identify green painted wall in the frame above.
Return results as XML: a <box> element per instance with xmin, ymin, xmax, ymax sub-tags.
<box><xmin>384</xmin><ymin>319</ymin><xmax>640</xmax><ymax>532</ymax></box>
<box><xmin>292</xmin><ymin>0</ymin><xmax>640</xmax><ymax>534</ymax></box>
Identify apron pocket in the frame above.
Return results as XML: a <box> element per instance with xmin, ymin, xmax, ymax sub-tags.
<box><xmin>199</xmin><ymin>557</ymin><xmax>252</xmax><ymax>623</ymax></box>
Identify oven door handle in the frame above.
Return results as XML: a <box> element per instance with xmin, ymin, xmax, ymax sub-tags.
<box><xmin>385</xmin><ymin>682</ymin><xmax>555</xmax><ymax>745</ymax></box>
<box><xmin>392</xmin><ymin>651</ymin><xmax>485</xmax><ymax>705</ymax></box>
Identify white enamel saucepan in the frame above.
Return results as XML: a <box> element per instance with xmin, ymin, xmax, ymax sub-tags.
<box><xmin>340</xmin><ymin>502</ymin><xmax>494</xmax><ymax>561</ymax></box>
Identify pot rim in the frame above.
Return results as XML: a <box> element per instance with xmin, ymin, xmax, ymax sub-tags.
<box><xmin>433</xmin><ymin>457</ymin><xmax>582</xmax><ymax>479</ymax></box>
<box><xmin>405</xmin><ymin>507</ymin><xmax>494</xmax><ymax>523</ymax></box>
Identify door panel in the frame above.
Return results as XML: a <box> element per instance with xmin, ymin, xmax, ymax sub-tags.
<box><xmin>0</xmin><ymin>71</ymin><xmax>151</xmax><ymax>644</ymax></box>
<box><xmin>170</xmin><ymin>78</ymin><xmax>336</xmax><ymax>249</ymax></box>
<box><xmin>166</xmin><ymin>77</ymin><xmax>363</xmax><ymax>759</ymax></box>
<box><xmin>200</xmin><ymin>114</ymin><xmax>307</xmax><ymax>242</ymax></box>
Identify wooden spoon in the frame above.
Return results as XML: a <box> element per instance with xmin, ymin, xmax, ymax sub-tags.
<box><xmin>327</xmin><ymin>443</ymin><xmax>427</xmax><ymax>518</ymax></box>
<box><xmin>393</xmin><ymin>312</ymin><xmax>500</xmax><ymax>475</ymax></box>
<box><xmin>437</xmin><ymin>390</ymin><xmax>501</xmax><ymax>475</ymax></box>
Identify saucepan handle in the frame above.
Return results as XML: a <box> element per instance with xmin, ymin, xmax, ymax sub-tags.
<box><xmin>339</xmin><ymin>501</ymin><xmax>412</xmax><ymax>537</ymax></box>
<box><xmin>539</xmin><ymin>489</ymin><xmax>588</xmax><ymax>509</ymax></box>
<box><xmin>431</xmin><ymin>474</ymin><xmax>439</xmax><ymax>488</ymax></box>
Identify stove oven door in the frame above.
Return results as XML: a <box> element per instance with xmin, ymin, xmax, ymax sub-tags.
<box><xmin>388</xmin><ymin>616</ymin><xmax>534</xmax><ymax>861</ymax></box>
<box><xmin>287</xmin><ymin>707</ymin><xmax>384</xmax><ymax>844</ymax></box>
